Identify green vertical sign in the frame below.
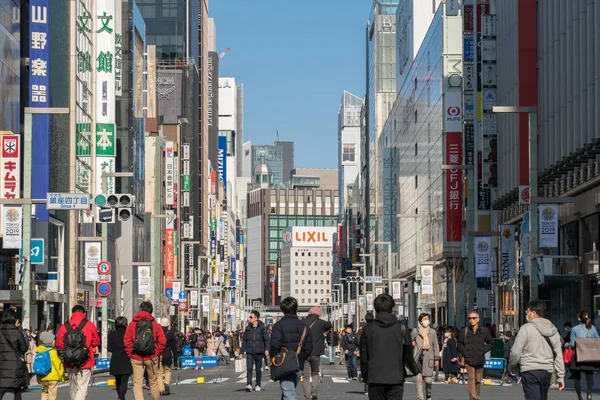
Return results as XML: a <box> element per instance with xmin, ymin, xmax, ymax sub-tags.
<box><xmin>96</xmin><ymin>123</ymin><xmax>116</xmax><ymax>156</ymax></box>
<box><xmin>174</xmin><ymin>231</ymin><xmax>178</xmax><ymax>256</ymax></box>
<box><xmin>211</xmin><ymin>219</ymin><xmax>216</xmax><ymax>232</ymax></box>
<box><xmin>183</xmin><ymin>175</ymin><xmax>190</xmax><ymax>191</ymax></box>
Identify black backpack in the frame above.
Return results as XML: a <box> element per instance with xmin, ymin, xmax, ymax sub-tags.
<box><xmin>132</xmin><ymin>319</ymin><xmax>155</xmax><ymax>357</ymax></box>
<box><xmin>62</xmin><ymin>319</ymin><xmax>90</xmax><ymax>367</ymax></box>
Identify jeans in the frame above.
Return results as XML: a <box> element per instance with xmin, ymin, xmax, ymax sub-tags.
<box><xmin>132</xmin><ymin>358</ymin><xmax>160</xmax><ymax>400</ymax></box>
<box><xmin>521</xmin><ymin>370</ymin><xmax>551</xmax><ymax>400</ymax></box>
<box><xmin>246</xmin><ymin>353</ymin><xmax>263</xmax><ymax>386</ymax></box>
<box><xmin>114</xmin><ymin>375</ymin><xmax>130</xmax><ymax>400</ymax></box>
<box><xmin>328</xmin><ymin>346</ymin><xmax>335</xmax><ymax>363</ymax></box>
<box><xmin>345</xmin><ymin>353</ymin><xmax>357</xmax><ymax>378</ymax></box>
<box><xmin>280</xmin><ymin>374</ymin><xmax>298</xmax><ymax>400</ymax></box>
<box><xmin>368</xmin><ymin>384</ymin><xmax>404</xmax><ymax>400</ymax></box>
<box><xmin>465</xmin><ymin>364</ymin><xmax>484</xmax><ymax>399</ymax></box>
<box><xmin>67</xmin><ymin>368</ymin><xmax>92</xmax><ymax>400</ymax></box>
<box><xmin>302</xmin><ymin>356</ymin><xmax>321</xmax><ymax>400</ymax></box>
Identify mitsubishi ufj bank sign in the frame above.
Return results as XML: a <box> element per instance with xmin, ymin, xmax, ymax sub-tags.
<box><xmin>282</xmin><ymin>227</ymin><xmax>337</xmax><ymax>248</ymax></box>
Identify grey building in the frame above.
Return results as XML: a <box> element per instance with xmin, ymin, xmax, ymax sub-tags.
<box><xmin>246</xmin><ymin>141</ymin><xmax>295</xmax><ymax>187</ymax></box>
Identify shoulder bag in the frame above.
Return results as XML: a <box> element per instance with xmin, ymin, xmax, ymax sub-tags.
<box><xmin>270</xmin><ymin>327</ymin><xmax>307</xmax><ymax>381</ymax></box>
<box><xmin>575</xmin><ymin>328</ymin><xmax>600</xmax><ymax>364</ymax></box>
<box><xmin>401</xmin><ymin>323</ymin><xmax>421</xmax><ymax>378</ymax></box>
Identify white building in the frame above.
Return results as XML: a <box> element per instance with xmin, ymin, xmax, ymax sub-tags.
<box><xmin>280</xmin><ymin>227</ymin><xmax>337</xmax><ymax>306</ymax></box>
<box><xmin>338</xmin><ymin>91</ymin><xmax>363</xmax><ymax>219</ymax></box>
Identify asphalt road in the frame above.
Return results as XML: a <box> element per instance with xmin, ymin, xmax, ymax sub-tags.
<box><xmin>19</xmin><ymin>362</ymin><xmax>595</xmax><ymax>399</ymax></box>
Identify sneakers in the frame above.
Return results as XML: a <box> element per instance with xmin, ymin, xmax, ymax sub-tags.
<box><xmin>352</xmin><ymin>377</ymin><xmax>358</xmax><ymax>381</ymax></box>
<box><xmin>245</xmin><ymin>385</ymin><xmax>252</xmax><ymax>392</ymax></box>
<box><xmin>311</xmin><ymin>389</ymin><xmax>318</xmax><ymax>400</ymax></box>
<box><xmin>254</xmin><ymin>385</ymin><xmax>261</xmax><ymax>392</ymax></box>
<box><xmin>264</xmin><ymin>366</ymin><xmax>270</xmax><ymax>371</ymax></box>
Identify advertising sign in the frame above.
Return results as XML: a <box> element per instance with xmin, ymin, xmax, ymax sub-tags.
<box><xmin>475</xmin><ymin>237</ymin><xmax>492</xmax><ymax>278</ymax></box>
<box><xmin>84</xmin><ymin>242</ymin><xmax>101</xmax><ymax>282</ymax></box>
<box><xmin>500</xmin><ymin>225</ymin><xmax>515</xmax><ymax>282</ymax></box>
<box><xmin>420</xmin><ymin>265</ymin><xmax>434</xmax><ymax>295</ymax></box>
<box><xmin>172</xmin><ymin>281</ymin><xmax>181</xmax><ymax>300</ymax></box>
<box><xmin>539</xmin><ymin>204</ymin><xmax>559</xmax><ymax>248</ymax></box>
<box><xmin>1</xmin><ymin>205</ymin><xmax>21</xmax><ymax>249</ymax></box>
<box><xmin>133</xmin><ymin>30</ymin><xmax>144</xmax><ymax>118</ymax></box>
<box><xmin>343</xmin><ymin>304</ymin><xmax>348</xmax><ymax>315</ymax></box>
<box><xmin>444</xmin><ymin>92</ymin><xmax>462</xmax><ymax>132</ymax></box>
<box><xmin>350</xmin><ymin>301</ymin><xmax>356</xmax><ymax>315</ymax></box>
<box><xmin>281</xmin><ymin>227</ymin><xmax>337</xmax><ymax>248</ymax></box>
<box><xmin>138</xmin><ymin>266</ymin><xmax>150</xmax><ymax>295</ymax></box>
<box><xmin>445</xmin><ymin>132</ymin><xmax>463</xmax><ymax>242</ymax></box>
<box><xmin>202</xmin><ymin>295</ymin><xmax>209</xmax><ymax>313</ymax></box>
<box><xmin>165</xmin><ymin>213</ymin><xmax>175</xmax><ymax>288</ymax></box>
<box><xmin>146</xmin><ymin>45</ymin><xmax>156</xmax><ymax>117</ymax></box>
<box><xmin>165</xmin><ymin>141</ymin><xmax>174</xmax><ymax>205</ymax></box>
<box><xmin>366</xmin><ymin>293</ymin><xmax>373</xmax><ymax>311</ymax></box>
<box><xmin>114</xmin><ymin>0</ymin><xmax>122</xmax><ymax>96</ymax></box>
<box><xmin>218</xmin><ymin>135</ymin><xmax>227</xmax><ymax>191</ymax></box>
<box><xmin>1</xmin><ymin>135</ymin><xmax>20</xmax><ymax>201</ymax></box>
<box><xmin>190</xmin><ymin>290</ymin><xmax>198</xmax><ymax>307</ymax></box>
<box><xmin>392</xmin><ymin>281</ymin><xmax>401</xmax><ymax>299</ymax></box>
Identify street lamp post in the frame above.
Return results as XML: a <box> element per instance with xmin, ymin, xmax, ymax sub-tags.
<box><xmin>334</xmin><ymin>283</ymin><xmax>344</xmax><ymax>328</ymax></box>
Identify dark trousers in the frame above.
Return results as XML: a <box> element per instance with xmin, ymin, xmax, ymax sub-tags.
<box><xmin>346</xmin><ymin>353</ymin><xmax>357</xmax><ymax>378</ymax></box>
<box><xmin>368</xmin><ymin>384</ymin><xmax>404</xmax><ymax>400</ymax></box>
<box><xmin>0</xmin><ymin>389</ymin><xmax>22</xmax><ymax>400</ymax></box>
<box><xmin>246</xmin><ymin>353</ymin><xmax>263</xmax><ymax>386</ymax></box>
<box><xmin>115</xmin><ymin>374</ymin><xmax>130</xmax><ymax>400</ymax></box>
<box><xmin>572</xmin><ymin>369</ymin><xmax>595</xmax><ymax>399</ymax></box>
<box><xmin>521</xmin><ymin>370</ymin><xmax>551</xmax><ymax>400</ymax></box>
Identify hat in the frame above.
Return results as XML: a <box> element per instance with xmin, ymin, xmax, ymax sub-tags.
<box><xmin>160</xmin><ymin>318</ymin><xmax>170</xmax><ymax>328</ymax></box>
<box><xmin>39</xmin><ymin>331</ymin><xmax>55</xmax><ymax>346</ymax></box>
<box><xmin>308</xmin><ymin>306</ymin><xmax>322</xmax><ymax>317</ymax></box>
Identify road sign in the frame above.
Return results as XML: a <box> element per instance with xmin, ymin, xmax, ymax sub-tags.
<box><xmin>96</xmin><ymin>298</ymin><xmax>102</xmax><ymax>307</ymax></box>
<box><xmin>365</xmin><ymin>276</ymin><xmax>383</xmax><ymax>284</ymax></box>
<box><xmin>179</xmin><ymin>291</ymin><xmax>187</xmax><ymax>299</ymax></box>
<box><xmin>206</xmin><ymin>286</ymin><xmax>221</xmax><ymax>293</ymax></box>
<box><xmin>47</xmin><ymin>193</ymin><xmax>91</xmax><ymax>210</ymax></box>
<box><xmin>20</xmin><ymin>239</ymin><xmax>44</xmax><ymax>264</ymax></box>
<box><xmin>98</xmin><ymin>275</ymin><xmax>111</xmax><ymax>282</ymax></box>
<box><xmin>178</xmin><ymin>302</ymin><xmax>187</xmax><ymax>311</ymax></box>
<box><xmin>98</xmin><ymin>261</ymin><xmax>111</xmax><ymax>275</ymax></box>
<box><xmin>97</xmin><ymin>282</ymin><xmax>111</xmax><ymax>297</ymax></box>
<box><xmin>165</xmin><ymin>288</ymin><xmax>173</xmax><ymax>298</ymax></box>
<box><xmin>95</xmin><ymin>358</ymin><xmax>111</xmax><ymax>369</ymax></box>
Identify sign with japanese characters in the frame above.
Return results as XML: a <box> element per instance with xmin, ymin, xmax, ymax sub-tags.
<box><xmin>2</xmin><ymin>206</ymin><xmax>22</xmax><ymax>249</ymax></box>
<box><xmin>114</xmin><ymin>0</ymin><xmax>122</xmax><ymax>96</ymax></box>
<box><xmin>165</xmin><ymin>141</ymin><xmax>174</xmax><ymax>205</ymax></box>
<box><xmin>47</xmin><ymin>193</ymin><xmax>91</xmax><ymax>210</ymax></box>
<box><xmin>95</xmin><ymin>123</ymin><xmax>115</xmax><ymax>156</ymax></box>
<box><xmin>96</xmin><ymin>0</ymin><xmax>115</xmax><ymax>124</ymax></box>
<box><xmin>0</xmin><ymin>135</ymin><xmax>20</xmax><ymax>200</ymax></box>
<box><xmin>147</xmin><ymin>45</ymin><xmax>156</xmax><ymax>118</ymax></box>
<box><xmin>445</xmin><ymin>131</ymin><xmax>463</xmax><ymax>242</ymax></box>
<box><xmin>165</xmin><ymin>212</ymin><xmax>175</xmax><ymax>288</ymax></box>
<box><xmin>95</xmin><ymin>157</ymin><xmax>115</xmax><ymax>195</ymax></box>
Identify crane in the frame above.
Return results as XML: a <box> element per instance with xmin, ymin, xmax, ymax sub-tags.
<box><xmin>219</xmin><ymin>47</ymin><xmax>231</xmax><ymax>60</ymax></box>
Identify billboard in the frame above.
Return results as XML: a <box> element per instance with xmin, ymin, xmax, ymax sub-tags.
<box><xmin>218</xmin><ymin>135</ymin><xmax>227</xmax><ymax>191</ymax></box>
<box><xmin>157</xmin><ymin>70</ymin><xmax>182</xmax><ymax>124</ymax></box>
<box><xmin>445</xmin><ymin>131</ymin><xmax>463</xmax><ymax>242</ymax></box>
<box><xmin>282</xmin><ymin>227</ymin><xmax>337</xmax><ymax>248</ymax></box>
<box><xmin>165</xmin><ymin>213</ymin><xmax>175</xmax><ymax>288</ymax></box>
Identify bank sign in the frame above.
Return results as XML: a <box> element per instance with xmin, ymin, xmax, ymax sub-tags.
<box><xmin>282</xmin><ymin>227</ymin><xmax>337</xmax><ymax>248</ymax></box>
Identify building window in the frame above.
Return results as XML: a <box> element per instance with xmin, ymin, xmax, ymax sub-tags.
<box><xmin>308</xmin><ymin>280</ymin><xmax>311</xmax><ymax>284</ymax></box>
<box><xmin>415</xmin><ymin>175</ymin><xmax>418</xmax><ymax>188</ymax></box>
<box><xmin>326</xmin><ymin>289</ymin><xmax>329</xmax><ymax>294</ymax></box>
<box><xmin>295</xmin><ymin>270</ymin><xmax>298</xmax><ymax>275</ymax></box>
<box><xmin>308</xmin><ymin>270</ymin><xmax>311</xmax><ymax>275</ymax></box>
<box><xmin>321</xmin><ymin>270</ymin><xmax>324</xmax><ymax>275</ymax></box>
<box><xmin>320</xmin><ymin>280</ymin><xmax>324</xmax><ymax>285</ymax></box>
<box><xmin>302</xmin><ymin>270</ymin><xmax>305</xmax><ymax>275</ymax></box>
<box><xmin>321</xmin><ymin>289</ymin><xmax>324</xmax><ymax>294</ymax></box>
<box><xmin>320</xmin><ymin>252</ymin><xmax>323</xmax><ymax>257</ymax></box>
<box><xmin>308</xmin><ymin>252</ymin><xmax>311</xmax><ymax>257</ymax></box>
<box><xmin>302</xmin><ymin>262</ymin><xmax>305</xmax><ymax>267</ymax></box>
<box><xmin>302</xmin><ymin>289</ymin><xmax>305</xmax><ymax>294</ymax></box>
<box><xmin>308</xmin><ymin>261</ymin><xmax>311</xmax><ymax>266</ymax></box>
<box><xmin>326</xmin><ymin>262</ymin><xmax>330</xmax><ymax>266</ymax></box>
<box><xmin>302</xmin><ymin>280</ymin><xmax>305</xmax><ymax>284</ymax></box>
<box><xmin>343</xmin><ymin>143</ymin><xmax>356</xmax><ymax>162</ymax></box>
<box><xmin>320</xmin><ymin>262</ymin><xmax>324</xmax><ymax>267</ymax></box>
<box><xmin>295</xmin><ymin>262</ymin><xmax>298</xmax><ymax>267</ymax></box>
<box><xmin>295</xmin><ymin>289</ymin><xmax>298</xmax><ymax>294</ymax></box>
<box><xmin>295</xmin><ymin>252</ymin><xmax>298</xmax><ymax>257</ymax></box>
<box><xmin>308</xmin><ymin>289</ymin><xmax>311</xmax><ymax>294</ymax></box>
<box><xmin>315</xmin><ymin>271</ymin><xmax>318</xmax><ymax>276</ymax></box>
<box><xmin>326</xmin><ymin>280</ymin><xmax>330</xmax><ymax>284</ymax></box>
<box><xmin>295</xmin><ymin>280</ymin><xmax>298</xmax><ymax>284</ymax></box>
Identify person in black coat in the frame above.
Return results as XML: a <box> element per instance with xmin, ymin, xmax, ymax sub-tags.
<box><xmin>442</xmin><ymin>326</ymin><xmax>459</xmax><ymax>382</ymax></box>
<box><xmin>108</xmin><ymin>316</ymin><xmax>133</xmax><ymax>400</ymax></box>
<box><xmin>457</xmin><ymin>312</ymin><xmax>494</xmax><ymax>400</ymax></box>
<box><xmin>0</xmin><ymin>309</ymin><xmax>28</xmax><ymax>399</ymax></box>
<box><xmin>270</xmin><ymin>297</ymin><xmax>313</xmax><ymax>400</ymax></box>
<box><xmin>302</xmin><ymin>307</ymin><xmax>332</xmax><ymax>400</ymax></box>
<box><xmin>159</xmin><ymin>318</ymin><xmax>175</xmax><ymax>395</ymax></box>
<box><xmin>240</xmin><ymin>310</ymin><xmax>270</xmax><ymax>391</ymax></box>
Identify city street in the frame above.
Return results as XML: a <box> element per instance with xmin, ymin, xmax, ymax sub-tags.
<box><xmin>20</xmin><ymin>363</ymin><xmax>594</xmax><ymax>400</ymax></box>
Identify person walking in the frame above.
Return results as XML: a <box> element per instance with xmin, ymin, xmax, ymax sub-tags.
<box><xmin>457</xmin><ymin>311</ymin><xmax>494</xmax><ymax>400</ymax></box>
<box><xmin>302</xmin><ymin>306</ymin><xmax>332</xmax><ymax>400</ymax></box>
<box><xmin>503</xmin><ymin>331</ymin><xmax>518</xmax><ymax>384</ymax></box>
<box><xmin>56</xmin><ymin>305</ymin><xmax>100</xmax><ymax>400</ymax></box>
<box><xmin>108</xmin><ymin>317</ymin><xmax>133</xmax><ymax>400</ymax></box>
<box><xmin>124</xmin><ymin>302</ymin><xmax>166</xmax><ymax>400</ymax></box>
<box><xmin>0</xmin><ymin>309</ymin><xmax>29</xmax><ymax>400</ymax></box>
<box><xmin>35</xmin><ymin>332</ymin><xmax>65</xmax><ymax>400</ymax></box>
<box><xmin>508</xmin><ymin>300</ymin><xmax>564</xmax><ymax>400</ymax></box>
<box><xmin>206</xmin><ymin>332</ymin><xmax>216</xmax><ymax>356</ymax></box>
<box><xmin>341</xmin><ymin>324</ymin><xmax>359</xmax><ymax>381</ymax></box>
<box><xmin>359</xmin><ymin>312</ymin><xmax>375</xmax><ymax>395</ymax></box>
<box><xmin>569</xmin><ymin>310</ymin><xmax>600</xmax><ymax>400</ymax></box>
<box><xmin>270</xmin><ymin>297</ymin><xmax>313</xmax><ymax>400</ymax></box>
<box><xmin>174</xmin><ymin>332</ymin><xmax>185</xmax><ymax>370</ymax></box>
<box><xmin>158</xmin><ymin>318</ymin><xmax>175</xmax><ymax>396</ymax></box>
<box><xmin>338</xmin><ymin>330</ymin><xmax>345</xmax><ymax>365</ymax></box>
<box><xmin>325</xmin><ymin>327</ymin><xmax>338</xmax><ymax>365</ymax></box>
<box><xmin>359</xmin><ymin>293</ymin><xmax>412</xmax><ymax>400</ymax></box>
<box><xmin>241</xmin><ymin>310</ymin><xmax>270</xmax><ymax>392</ymax></box>
<box><xmin>442</xmin><ymin>326</ymin><xmax>459</xmax><ymax>383</ymax></box>
<box><xmin>411</xmin><ymin>313</ymin><xmax>439</xmax><ymax>400</ymax></box>
<box><xmin>24</xmin><ymin>329</ymin><xmax>36</xmax><ymax>379</ymax></box>
<box><xmin>214</xmin><ymin>331</ymin><xmax>230</xmax><ymax>364</ymax></box>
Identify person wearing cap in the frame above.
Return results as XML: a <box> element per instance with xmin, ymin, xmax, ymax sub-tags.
<box><xmin>35</xmin><ymin>331</ymin><xmax>64</xmax><ymax>400</ymax></box>
<box><xmin>302</xmin><ymin>306</ymin><xmax>332</xmax><ymax>400</ymax></box>
<box><xmin>158</xmin><ymin>318</ymin><xmax>175</xmax><ymax>396</ymax></box>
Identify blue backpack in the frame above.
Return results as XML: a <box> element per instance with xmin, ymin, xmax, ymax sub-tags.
<box><xmin>33</xmin><ymin>350</ymin><xmax>52</xmax><ymax>376</ymax></box>
<box><xmin>182</xmin><ymin>345</ymin><xmax>192</xmax><ymax>356</ymax></box>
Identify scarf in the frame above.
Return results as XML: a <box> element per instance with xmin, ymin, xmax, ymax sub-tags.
<box><xmin>418</xmin><ymin>325</ymin><xmax>430</xmax><ymax>350</ymax></box>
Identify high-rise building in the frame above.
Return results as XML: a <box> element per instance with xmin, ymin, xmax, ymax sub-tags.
<box><xmin>243</xmin><ymin>141</ymin><xmax>295</xmax><ymax>187</ymax></box>
<box><xmin>338</xmin><ymin>91</ymin><xmax>363</xmax><ymax>218</ymax></box>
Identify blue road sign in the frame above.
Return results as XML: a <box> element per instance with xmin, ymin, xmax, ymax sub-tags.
<box><xmin>165</xmin><ymin>288</ymin><xmax>173</xmax><ymax>298</ymax></box>
<box><xmin>97</xmin><ymin>282</ymin><xmax>111</xmax><ymax>297</ymax></box>
<box><xmin>47</xmin><ymin>192</ymin><xmax>91</xmax><ymax>210</ymax></box>
<box><xmin>179</xmin><ymin>291</ymin><xmax>187</xmax><ymax>299</ymax></box>
<box><xmin>20</xmin><ymin>239</ymin><xmax>44</xmax><ymax>264</ymax></box>
<box><xmin>484</xmin><ymin>358</ymin><xmax>505</xmax><ymax>370</ymax></box>
<box><xmin>95</xmin><ymin>358</ymin><xmax>111</xmax><ymax>369</ymax></box>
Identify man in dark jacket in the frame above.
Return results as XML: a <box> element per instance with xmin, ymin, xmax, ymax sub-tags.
<box><xmin>241</xmin><ymin>310</ymin><xmax>270</xmax><ymax>392</ymax></box>
<box><xmin>302</xmin><ymin>306</ymin><xmax>332</xmax><ymax>400</ymax></box>
<box><xmin>124</xmin><ymin>302</ymin><xmax>167</xmax><ymax>400</ymax></box>
<box><xmin>341</xmin><ymin>324</ymin><xmax>359</xmax><ymax>380</ymax></box>
<box><xmin>359</xmin><ymin>294</ymin><xmax>411</xmax><ymax>400</ymax></box>
<box><xmin>159</xmin><ymin>318</ymin><xmax>175</xmax><ymax>396</ymax></box>
<box><xmin>270</xmin><ymin>297</ymin><xmax>313</xmax><ymax>400</ymax></box>
<box><xmin>457</xmin><ymin>311</ymin><xmax>494</xmax><ymax>400</ymax></box>
<box><xmin>326</xmin><ymin>327</ymin><xmax>339</xmax><ymax>365</ymax></box>
<box><xmin>56</xmin><ymin>304</ymin><xmax>101</xmax><ymax>400</ymax></box>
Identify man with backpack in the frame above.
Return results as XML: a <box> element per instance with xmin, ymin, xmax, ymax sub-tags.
<box><xmin>56</xmin><ymin>305</ymin><xmax>100</xmax><ymax>400</ymax></box>
<box><xmin>124</xmin><ymin>302</ymin><xmax>166</xmax><ymax>400</ymax></box>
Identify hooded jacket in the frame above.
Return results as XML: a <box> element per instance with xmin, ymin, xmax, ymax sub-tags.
<box><xmin>35</xmin><ymin>345</ymin><xmax>65</xmax><ymax>383</ymax></box>
<box><xmin>359</xmin><ymin>312</ymin><xmax>411</xmax><ymax>385</ymax></box>
<box><xmin>303</xmin><ymin>314</ymin><xmax>332</xmax><ymax>356</ymax></box>
<box><xmin>509</xmin><ymin>318</ymin><xmax>565</xmax><ymax>383</ymax></box>
<box><xmin>241</xmin><ymin>320</ymin><xmax>270</xmax><ymax>355</ymax></box>
<box><xmin>56</xmin><ymin>311</ymin><xmax>100</xmax><ymax>369</ymax></box>
<box><xmin>124</xmin><ymin>310</ymin><xmax>166</xmax><ymax>361</ymax></box>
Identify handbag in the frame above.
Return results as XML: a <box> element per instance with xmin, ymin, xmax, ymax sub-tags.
<box><xmin>458</xmin><ymin>326</ymin><xmax>467</xmax><ymax>367</ymax></box>
<box><xmin>401</xmin><ymin>324</ymin><xmax>421</xmax><ymax>378</ymax></box>
<box><xmin>563</xmin><ymin>347</ymin><xmax>574</xmax><ymax>364</ymax></box>
<box><xmin>575</xmin><ymin>338</ymin><xmax>600</xmax><ymax>363</ymax></box>
<box><xmin>270</xmin><ymin>327</ymin><xmax>307</xmax><ymax>381</ymax></box>
<box><xmin>235</xmin><ymin>358</ymin><xmax>246</xmax><ymax>373</ymax></box>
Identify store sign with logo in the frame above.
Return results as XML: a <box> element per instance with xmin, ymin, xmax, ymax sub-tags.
<box><xmin>539</xmin><ymin>204</ymin><xmax>558</xmax><ymax>248</ymax></box>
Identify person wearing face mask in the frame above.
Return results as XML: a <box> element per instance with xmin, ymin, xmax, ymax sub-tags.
<box><xmin>457</xmin><ymin>311</ymin><xmax>494</xmax><ymax>400</ymax></box>
<box><xmin>411</xmin><ymin>313</ymin><xmax>439</xmax><ymax>400</ymax></box>
<box><xmin>442</xmin><ymin>327</ymin><xmax>459</xmax><ymax>383</ymax></box>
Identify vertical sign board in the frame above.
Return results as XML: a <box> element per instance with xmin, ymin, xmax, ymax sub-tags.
<box><xmin>138</xmin><ymin>266</ymin><xmax>150</xmax><ymax>295</ymax></box>
<box><xmin>420</xmin><ymin>265</ymin><xmax>434</xmax><ymax>295</ymax></box>
<box><xmin>147</xmin><ymin>45</ymin><xmax>157</xmax><ymax>118</ymax></box>
<box><xmin>133</xmin><ymin>30</ymin><xmax>144</xmax><ymax>119</ymax></box>
<box><xmin>474</xmin><ymin>237</ymin><xmax>492</xmax><ymax>278</ymax></box>
<box><xmin>0</xmin><ymin>135</ymin><xmax>20</xmax><ymax>205</ymax></box>
<box><xmin>2</xmin><ymin>206</ymin><xmax>22</xmax><ymax>249</ymax></box>
<box><xmin>95</xmin><ymin>0</ymin><xmax>116</xmax><ymax>196</ymax></box>
<box><xmin>165</xmin><ymin>214</ymin><xmax>175</xmax><ymax>288</ymax></box>
<box><xmin>114</xmin><ymin>0</ymin><xmax>122</xmax><ymax>96</ymax></box>
<box><xmin>230</xmin><ymin>257</ymin><xmax>236</xmax><ymax>304</ymax></box>
<box><xmin>539</xmin><ymin>204</ymin><xmax>559</xmax><ymax>248</ymax></box>
<box><xmin>500</xmin><ymin>225</ymin><xmax>515</xmax><ymax>282</ymax></box>
<box><xmin>218</xmin><ymin>136</ymin><xmax>227</xmax><ymax>192</ymax></box>
<box><xmin>84</xmin><ymin>242</ymin><xmax>101</xmax><ymax>282</ymax></box>
<box><xmin>165</xmin><ymin>141</ymin><xmax>174</xmax><ymax>205</ymax></box>
<box><xmin>29</xmin><ymin>0</ymin><xmax>50</xmax><ymax>221</ymax></box>
<box><xmin>445</xmin><ymin>132</ymin><xmax>463</xmax><ymax>242</ymax></box>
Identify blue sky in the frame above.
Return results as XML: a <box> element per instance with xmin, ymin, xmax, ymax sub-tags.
<box><xmin>209</xmin><ymin>1</ymin><xmax>368</xmax><ymax>169</ymax></box>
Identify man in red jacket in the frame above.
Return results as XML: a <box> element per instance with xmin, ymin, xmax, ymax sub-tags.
<box><xmin>56</xmin><ymin>305</ymin><xmax>101</xmax><ymax>400</ymax></box>
<box><xmin>124</xmin><ymin>301</ymin><xmax>166</xmax><ymax>400</ymax></box>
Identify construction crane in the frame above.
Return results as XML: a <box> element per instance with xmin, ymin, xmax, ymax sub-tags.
<box><xmin>219</xmin><ymin>47</ymin><xmax>231</xmax><ymax>60</ymax></box>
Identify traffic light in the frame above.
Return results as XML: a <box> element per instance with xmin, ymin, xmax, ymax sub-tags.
<box><xmin>94</xmin><ymin>194</ymin><xmax>135</xmax><ymax>222</ymax></box>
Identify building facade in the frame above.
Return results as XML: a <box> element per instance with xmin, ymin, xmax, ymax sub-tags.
<box><xmin>338</xmin><ymin>91</ymin><xmax>363</xmax><ymax>218</ymax></box>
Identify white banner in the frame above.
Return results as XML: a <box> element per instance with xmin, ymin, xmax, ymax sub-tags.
<box><xmin>84</xmin><ymin>242</ymin><xmax>101</xmax><ymax>282</ymax></box>
<box><xmin>202</xmin><ymin>295</ymin><xmax>209</xmax><ymax>313</ymax></box>
<box><xmin>190</xmin><ymin>290</ymin><xmax>198</xmax><ymax>307</ymax></box>
<box><xmin>392</xmin><ymin>281</ymin><xmax>402</xmax><ymax>299</ymax></box>
<box><xmin>375</xmin><ymin>287</ymin><xmax>383</xmax><ymax>297</ymax></box>
<box><xmin>475</xmin><ymin>237</ymin><xmax>492</xmax><ymax>277</ymax></box>
<box><xmin>165</xmin><ymin>141</ymin><xmax>174</xmax><ymax>205</ymax></box>
<box><xmin>95</xmin><ymin>0</ymin><xmax>115</xmax><ymax>124</ymax></box>
<box><xmin>350</xmin><ymin>301</ymin><xmax>356</xmax><ymax>315</ymax></box>
<box><xmin>138</xmin><ymin>266</ymin><xmax>150</xmax><ymax>295</ymax></box>
<box><xmin>500</xmin><ymin>225</ymin><xmax>515</xmax><ymax>282</ymax></box>
<box><xmin>539</xmin><ymin>204</ymin><xmax>559</xmax><ymax>248</ymax></box>
<box><xmin>343</xmin><ymin>304</ymin><xmax>348</xmax><ymax>315</ymax></box>
<box><xmin>366</xmin><ymin>293</ymin><xmax>373</xmax><ymax>311</ymax></box>
<box><xmin>172</xmin><ymin>281</ymin><xmax>181</xmax><ymax>300</ymax></box>
<box><xmin>420</xmin><ymin>265</ymin><xmax>434</xmax><ymax>295</ymax></box>
<box><xmin>213</xmin><ymin>299</ymin><xmax>220</xmax><ymax>315</ymax></box>
<box><xmin>1</xmin><ymin>205</ymin><xmax>21</xmax><ymax>249</ymax></box>
<box><xmin>147</xmin><ymin>45</ymin><xmax>156</xmax><ymax>117</ymax></box>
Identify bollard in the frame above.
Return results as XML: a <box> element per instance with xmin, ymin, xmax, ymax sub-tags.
<box><xmin>483</xmin><ymin>379</ymin><xmax>492</xmax><ymax>386</ymax></box>
<box><xmin>197</xmin><ymin>377</ymin><xmax>205</xmax><ymax>384</ymax></box>
<box><xmin>107</xmin><ymin>379</ymin><xmax>116</xmax><ymax>387</ymax></box>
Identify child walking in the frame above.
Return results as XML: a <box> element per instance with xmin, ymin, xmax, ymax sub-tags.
<box><xmin>35</xmin><ymin>332</ymin><xmax>65</xmax><ymax>400</ymax></box>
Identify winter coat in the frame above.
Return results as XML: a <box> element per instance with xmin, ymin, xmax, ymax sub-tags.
<box><xmin>161</xmin><ymin>328</ymin><xmax>176</xmax><ymax>367</ymax></box>
<box><xmin>303</xmin><ymin>314</ymin><xmax>332</xmax><ymax>356</ymax></box>
<box><xmin>359</xmin><ymin>312</ymin><xmax>411</xmax><ymax>385</ymax></box>
<box><xmin>124</xmin><ymin>310</ymin><xmax>166</xmax><ymax>361</ymax></box>
<box><xmin>270</xmin><ymin>315</ymin><xmax>313</xmax><ymax>368</ymax></box>
<box><xmin>411</xmin><ymin>326</ymin><xmax>440</xmax><ymax>377</ymax></box>
<box><xmin>206</xmin><ymin>337</ymin><xmax>217</xmax><ymax>356</ymax></box>
<box><xmin>175</xmin><ymin>335</ymin><xmax>185</xmax><ymax>354</ymax></box>
<box><xmin>503</xmin><ymin>337</ymin><xmax>514</xmax><ymax>361</ymax></box>
<box><xmin>442</xmin><ymin>337</ymin><xmax>459</xmax><ymax>374</ymax></box>
<box><xmin>0</xmin><ymin>324</ymin><xmax>28</xmax><ymax>389</ymax></box>
<box><xmin>108</xmin><ymin>328</ymin><xmax>133</xmax><ymax>376</ymax></box>
<box><xmin>35</xmin><ymin>345</ymin><xmax>65</xmax><ymax>383</ymax></box>
<box><xmin>326</xmin><ymin>330</ymin><xmax>338</xmax><ymax>347</ymax></box>
<box><xmin>241</xmin><ymin>321</ymin><xmax>270</xmax><ymax>355</ymax></box>
<box><xmin>341</xmin><ymin>332</ymin><xmax>359</xmax><ymax>352</ymax></box>
<box><xmin>457</xmin><ymin>325</ymin><xmax>494</xmax><ymax>367</ymax></box>
<box><xmin>56</xmin><ymin>312</ymin><xmax>101</xmax><ymax>370</ymax></box>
